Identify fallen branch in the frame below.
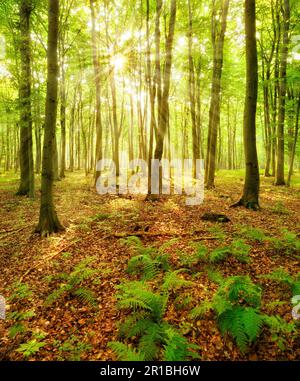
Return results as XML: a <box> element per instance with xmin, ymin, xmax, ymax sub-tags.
<box><xmin>0</xmin><ymin>225</ymin><xmax>33</xmax><ymax>241</ymax></box>
<box><xmin>113</xmin><ymin>231</ymin><xmax>216</xmax><ymax>240</ymax></box>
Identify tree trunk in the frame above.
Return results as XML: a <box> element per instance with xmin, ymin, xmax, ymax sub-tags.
<box><xmin>36</xmin><ymin>0</ymin><xmax>64</xmax><ymax>236</ymax></box>
<box><xmin>154</xmin><ymin>0</ymin><xmax>177</xmax><ymax>189</ymax></box>
<box><xmin>287</xmin><ymin>94</ymin><xmax>300</xmax><ymax>187</ymax></box>
<box><xmin>234</xmin><ymin>0</ymin><xmax>260</xmax><ymax>210</ymax></box>
<box><xmin>90</xmin><ymin>0</ymin><xmax>103</xmax><ymax>182</ymax></box>
<box><xmin>17</xmin><ymin>0</ymin><xmax>34</xmax><ymax>197</ymax></box>
<box><xmin>188</xmin><ymin>0</ymin><xmax>200</xmax><ymax>179</ymax></box>
<box><xmin>205</xmin><ymin>0</ymin><xmax>229</xmax><ymax>188</ymax></box>
<box><xmin>59</xmin><ymin>54</ymin><xmax>66</xmax><ymax>178</ymax></box>
<box><xmin>275</xmin><ymin>0</ymin><xmax>290</xmax><ymax>185</ymax></box>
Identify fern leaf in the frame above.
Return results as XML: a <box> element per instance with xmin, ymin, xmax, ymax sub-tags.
<box><xmin>108</xmin><ymin>342</ymin><xmax>145</xmax><ymax>361</ymax></box>
<box><xmin>189</xmin><ymin>300</ymin><xmax>212</xmax><ymax>319</ymax></box>
<box><xmin>73</xmin><ymin>288</ymin><xmax>97</xmax><ymax>308</ymax></box>
<box><xmin>162</xmin><ymin>270</ymin><xmax>193</xmax><ymax>292</ymax></box>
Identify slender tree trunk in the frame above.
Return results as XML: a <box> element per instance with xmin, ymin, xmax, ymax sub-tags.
<box><xmin>154</xmin><ymin>0</ymin><xmax>177</xmax><ymax>180</ymax></box>
<box><xmin>287</xmin><ymin>94</ymin><xmax>300</xmax><ymax>187</ymax></box>
<box><xmin>275</xmin><ymin>0</ymin><xmax>290</xmax><ymax>185</ymax></box>
<box><xmin>90</xmin><ymin>0</ymin><xmax>103</xmax><ymax>182</ymax></box>
<box><xmin>36</xmin><ymin>0</ymin><xmax>64</xmax><ymax>236</ymax></box>
<box><xmin>233</xmin><ymin>0</ymin><xmax>260</xmax><ymax>210</ymax></box>
<box><xmin>188</xmin><ymin>0</ymin><xmax>199</xmax><ymax>179</ymax></box>
<box><xmin>146</xmin><ymin>0</ymin><xmax>157</xmax><ymax>195</ymax></box>
<box><xmin>17</xmin><ymin>0</ymin><xmax>34</xmax><ymax>197</ymax></box>
<box><xmin>205</xmin><ymin>0</ymin><xmax>229</xmax><ymax>188</ymax></box>
<box><xmin>60</xmin><ymin>54</ymin><xmax>66</xmax><ymax>178</ymax></box>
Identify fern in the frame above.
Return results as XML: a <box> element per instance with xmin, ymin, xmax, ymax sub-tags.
<box><xmin>45</xmin><ymin>257</ymin><xmax>98</xmax><ymax>307</ymax></box>
<box><xmin>108</xmin><ymin>342</ymin><xmax>145</xmax><ymax>361</ymax></box>
<box><xmin>191</xmin><ymin>275</ymin><xmax>263</xmax><ymax>353</ymax></box>
<box><xmin>231</xmin><ymin>240</ymin><xmax>251</xmax><ymax>263</ymax></box>
<box><xmin>16</xmin><ymin>339</ymin><xmax>46</xmax><ymax>358</ymax></box>
<box><xmin>9</xmin><ymin>323</ymin><xmax>26</xmax><ymax>338</ymax></box>
<box><xmin>260</xmin><ymin>269</ymin><xmax>300</xmax><ymax>297</ymax></box>
<box><xmin>121</xmin><ymin>236</ymin><xmax>156</xmax><ymax>257</ymax></box>
<box><xmin>236</xmin><ymin>225</ymin><xmax>267</xmax><ymax>242</ymax></box>
<box><xmin>216</xmin><ymin>276</ymin><xmax>262</xmax><ymax>308</ymax></box>
<box><xmin>162</xmin><ymin>270</ymin><xmax>193</xmax><ymax>292</ymax></box>
<box><xmin>207</xmin><ymin>269</ymin><xmax>224</xmax><ymax>284</ymax></box>
<box><xmin>7</xmin><ymin>310</ymin><xmax>35</xmax><ymax>321</ymax></box>
<box><xmin>209</xmin><ymin>247</ymin><xmax>231</xmax><ymax>263</ymax></box>
<box><xmin>163</xmin><ymin>327</ymin><xmax>200</xmax><ymax>361</ymax></box>
<box><xmin>8</xmin><ymin>282</ymin><xmax>32</xmax><ymax>302</ymax></box>
<box><xmin>189</xmin><ymin>300</ymin><xmax>212</xmax><ymax>319</ymax></box>
<box><xmin>262</xmin><ymin>315</ymin><xmax>297</xmax><ymax>351</ymax></box>
<box><xmin>127</xmin><ymin>254</ymin><xmax>160</xmax><ymax>280</ymax></box>
<box><xmin>209</xmin><ymin>240</ymin><xmax>250</xmax><ymax>263</ymax></box>
<box><xmin>178</xmin><ymin>244</ymin><xmax>208</xmax><ymax>267</ymax></box>
<box><xmin>73</xmin><ymin>288</ymin><xmax>97</xmax><ymax>308</ymax></box>
<box><xmin>218</xmin><ymin>307</ymin><xmax>263</xmax><ymax>353</ymax></box>
<box><xmin>116</xmin><ymin>281</ymin><xmax>168</xmax><ymax>322</ymax></box>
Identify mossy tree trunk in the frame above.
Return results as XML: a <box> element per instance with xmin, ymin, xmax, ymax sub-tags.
<box><xmin>36</xmin><ymin>0</ymin><xmax>64</xmax><ymax>237</ymax></box>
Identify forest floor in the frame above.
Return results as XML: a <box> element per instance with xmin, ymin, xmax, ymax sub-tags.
<box><xmin>0</xmin><ymin>170</ymin><xmax>299</xmax><ymax>361</ymax></box>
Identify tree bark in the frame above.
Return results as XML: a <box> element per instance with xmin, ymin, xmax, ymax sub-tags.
<box><xmin>17</xmin><ymin>0</ymin><xmax>34</xmax><ymax>198</ymax></box>
<box><xmin>287</xmin><ymin>93</ymin><xmax>300</xmax><ymax>187</ymax></box>
<box><xmin>275</xmin><ymin>0</ymin><xmax>290</xmax><ymax>185</ymax></box>
<box><xmin>233</xmin><ymin>0</ymin><xmax>260</xmax><ymax>210</ymax></box>
<box><xmin>90</xmin><ymin>0</ymin><xmax>103</xmax><ymax>183</ymax></box>
<box><xmin>205</xmin><ymin>0</ymin><xmax>229</xmax><ymax>188</ymax></box>
<box><xmin>154</xmin><ymin>0</ymin><xmax>177</xmax><ymax>181</ymax></box>
<box><xmin>36</xmin><ymin>0</ymin><xmax>64</xmax><ymax>236</ymax></box>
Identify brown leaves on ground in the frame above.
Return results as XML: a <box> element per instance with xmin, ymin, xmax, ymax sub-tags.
<box><xmin>0</xmin><ymin>172</ymin><xmax>299</xmax><ymax>360</ymax></box>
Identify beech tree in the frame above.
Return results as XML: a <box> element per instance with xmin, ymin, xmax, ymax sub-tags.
<box><xmin>16</xmin><ymin>0</ymin><xmax>34</xmax><ymax>197</ymax></box>
<box><xmin>234</xmin><ymin>0</ymin><xmax>260</xmax><ymax>209</ymax></box>
<box><xmin>36</xmin><ymin>0</ymin><xmax>64</xmax><ymax>236</ymax></box>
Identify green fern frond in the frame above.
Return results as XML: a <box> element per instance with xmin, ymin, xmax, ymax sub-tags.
<box><xmin>218</xmin><ymin>307</ymin><xmax>263</xmax><ymax>353</ymax></box>
<box><xmin>189</xmin><ymin>300</ymin><xmax>212</xmax><ymax>319</ymax></box>
<box><xmin>157</xmin><ymin>238</ymin><xmax>178</xmax><ymax>255</ymax></box>
<box><xmin>207</xmin><ymin>269</ymin><xmax>224</xmax><ymax>284</ymax></box>
<box><xmin>231</xmin><ymin>240</ymin><xmax>251</xmax><ymax>263</ymax></box>
<box><xmin>236</xmin><ymin>225</ymin><xmax>267</xmax><ymax>242</ymax></box>
<box><xmin>138</xmin><ymin>323</ymin><xmax>164</xmax><ymax>360</ymax></box>
<box><xmin>127</xmin><ymin>254</ymin><xmax>160</xmax><ymax>280</ymax></box>
<box><xmin>163</xmin><ymin>328</ymin><xmax>200</xmax><ymax>361</ymax></box>
<box><xmin>260</xmin><ymin>269</ymin><xmax>300</xmax><ymax>296</ymax></box>
<box><xmin>73</xmin><ymin>288</ymin><xmax>97</xmax><ymax>308</ymax></box>
<box><xmin>209</xmin><ymin>247</ymin><xmax>230</xmax><ymax>263</ymax></box>
<box><xmin>118</xmin><ymin>297</ymin><xmax>152</xmax><ymax>312</ymax></box>
<box><xmin>262</xmin><ymin>315</ymin><xmax>296</xmax><ymax>334</ymax></box>
<box><xmin>7</xmin><ymin>310</ymin><xmax>35</xmax><ymax>321</ymax></box>
<box><xmin>8</xmin><ymin>282</ymin><xmax>33</xmax><ymax>302</ymax></box>
<box><xmin>116</xmin><ymin>281</ymin><xmax>168</xmax><ymax>322</ymax></box>
<box><xmin>9</xmin><ymin>323</ymin><xmax>26</xmax><ymax>338</ymax></box>
<box><xmin>45</xmin><ymin>285</ymin><xmax>69</xmax><ymax>305</ymax></box>
<box><xmin>162</xmin><ymin>270</ymin><xmax>193</xmax><ymax>292</ymax></box>
<box><xmin>217</xmin><ymin>276</ymin><xmax>262</xmax><ymax>308</ymax></box>
<box><xmin>108</xmin><ymin>342</ymin><xmax>145</xmax><ymax>361</ymax></box>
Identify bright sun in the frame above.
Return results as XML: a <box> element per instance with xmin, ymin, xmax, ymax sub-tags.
<box><xmin>111</xmin><ymin>55</ymin><xmax>125</xmax><ymax>72</ymax></box>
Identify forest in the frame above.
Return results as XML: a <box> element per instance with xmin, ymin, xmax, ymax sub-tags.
<box><xmin>0</xmin><ymin>0</ymin><xmax>300</xmax><ymax>365</ymax></box>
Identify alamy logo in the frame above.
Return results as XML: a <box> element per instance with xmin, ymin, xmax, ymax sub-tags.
<box><xmin>96</xmin><ymin>158</ymin><xmax>205</xmax><ymax>206</ymax></box>
<box><xmin>291</xmin><ymin>35</ymin><xmax>300</xmax><ymax>54</ymax></box>
<box><xmin>0</xmin><ymin>36</ymin><xmax>5</xmax><ymax>59</ymax></box>
<box><xmin>0</xmin><ymin>295</ymin><xmax>5</xmax><ymax>320</ymax></box>
<box><xmin>292</xmin><ymin>295</ymin><xmax>300</xmax><ymax>320</ymax></box>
